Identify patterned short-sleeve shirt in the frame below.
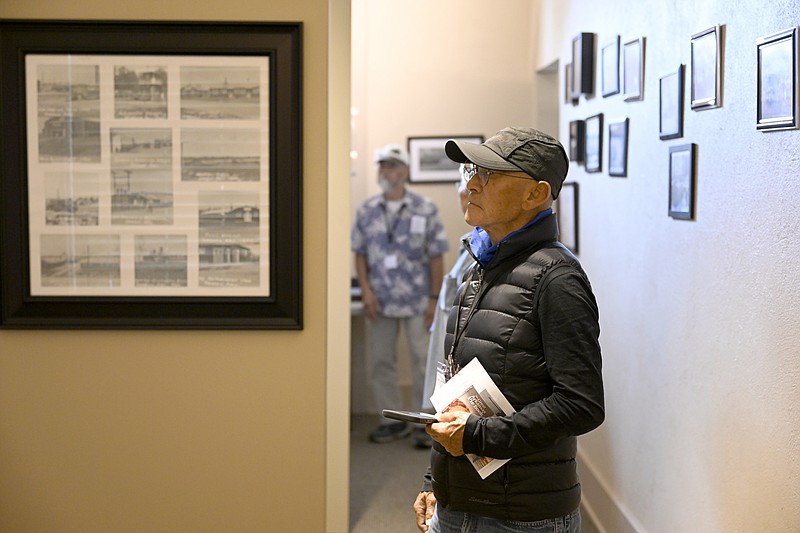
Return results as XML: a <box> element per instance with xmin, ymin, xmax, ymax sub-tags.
<box><xmin>352</xmin><ymin>190</ymin><xmax>449</xmax><ymax>317</ymax></box>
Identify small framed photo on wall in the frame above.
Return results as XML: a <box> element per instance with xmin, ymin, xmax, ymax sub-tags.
<box><xmin>623</xmin><ymin>37</ymin><xmax>646</xmax><ymax>102</ymax></box>
<box><xmin>584</xmin><ymin>113</ymin><xmax>604</xmax><ymax>173</ymax></box>
<box><xmin>571</xmin><ymin>32</ymin><xmax>596</xmax><ymax>99</ymax></box>
<box><xmin>668</xmin><ymin>143</ymin><xmax>697</xmax><ymax>220</ymax></box>
<box><xmin>659</xmin><ymin>65</ymin><xmax>685</xmax><ymax>140</ymax></box>
<box><xmin>756</xmin><ymin>27</ymin><xmax>799</xmax><ymax>131</ymax></box>
<box><xmin>569</xmin><ymin>120</ymin><xmax>585</xmax><ymax>164</ymax></box>
<box><xmin>407</xmin><ymin>135</ymin><xmax>484</xmax><ymax>183</ymax></box>
<box><xmin>602</xmin><ymin>36</ymin><xmax>621</xmax><ymax>97</ymax></box>
<box><xmin>690</xmin><ymin>24</ymin><xmax>724</xmax><ymax>110</ymax></box>
<box><xmin>608</xmin><ymin>118</ymin><xmax>629</xmax><ymax>177</ymax></box>
<box><xmin>556</xmin><ymin>182</ymin><xmax>579</xmax><ymax>254</ymax></box>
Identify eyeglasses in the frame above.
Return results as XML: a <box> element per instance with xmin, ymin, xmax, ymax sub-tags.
<box><xmin>462</xmin><ymin>163</ymin><xmax>532</xmax><ymax>186</ymax></box>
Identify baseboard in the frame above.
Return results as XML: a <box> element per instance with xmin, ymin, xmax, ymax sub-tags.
<box><xmin>577</xmin><ymin>448</ymin><xmax>646</xmax><ymax>533</ymax></box>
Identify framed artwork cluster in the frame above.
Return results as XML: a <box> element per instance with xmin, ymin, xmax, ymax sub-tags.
<box><xmin>564</xmin><ymin>22</ymin><xmax>800</xmax><ymax>226</ymax></box>
<box><xmin>0</xmin><ymin>20</ymin><xmax>303</xmax><ymax>329</ymax></box>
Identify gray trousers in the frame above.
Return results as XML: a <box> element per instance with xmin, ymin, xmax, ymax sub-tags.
<box><xmin>366</xmin><ymin>315</ymin><xmax>430</xmax><ymax>425</ymax></box>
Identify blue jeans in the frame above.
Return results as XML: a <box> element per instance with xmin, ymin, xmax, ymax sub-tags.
<box><xmin>428</xmin><ymin>506</ymin><xmax>581</xmax><ymax>533</ymax></box>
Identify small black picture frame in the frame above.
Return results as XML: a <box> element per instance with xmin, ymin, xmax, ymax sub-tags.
<box><xmin>608</xmin><ymin>118</ymin><xmax>629</xmax><ymax>177</ymax></box>
<box><xmin>668</xmin><ymin>143</ymin><xmax>697</xmax><ymax>220</ymax></box>
<box><xmin>571</xmin><ymin>32</ymin><xmax>596</xmax><ymax>99</ymax></box>
<box><xmin>659</xmin><ymin>65</ymin><xmax>685</xmax><ymax>140</ymax></box>
<box><xmin>0</xmin><ymin>20</ymin><xmax>303</xmax><ymax>329</ymax></box>
<box><xmin>556</xmin><ymin>182</ymin><xmax>579</xmax><ymax>255</ymax></box>
<box><xmin>569</xmin><ymin>120</ymin><xmax>586</xmax><ymax>164</ymax></box>
<box><xmin>584</xmin><ymin>113</ymin><xmax>604</xmax><ymax>173</ymax></box>
<box><xmin>601</xmin><ymin>36</ymin><xmax>621</xmax><ymax>97</ymax></box>
<box><xmin>756</xmin><ymin>26</ymin><xmax>799</xmax><ymax>131</ymax></box>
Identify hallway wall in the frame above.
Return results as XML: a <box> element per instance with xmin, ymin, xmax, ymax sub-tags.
<box><xmin>540</xmin><ymin>1</ymin><xmax>800</xmax><ymax>531</ymax></box>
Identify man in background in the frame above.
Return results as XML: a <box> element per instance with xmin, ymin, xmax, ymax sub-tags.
<box><xmin>352</xmin><ymin>144</ymin><xmax>449</xmax><ymax>447</ymax></box>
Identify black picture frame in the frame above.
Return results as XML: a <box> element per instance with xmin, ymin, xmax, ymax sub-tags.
<box><xmin>601</xmin><ymin>36</ymin><xmax>621</xmax><ymax>97</ymax></box>
<box><xmin>569</xmin><ymin>120</ymin><xmax>586</xmax><ymax>164</ymax></box>
<box><xmin>0</xmin><ymin>20</ymin><xmax>303</xmax><ymax>329</ymax></box>
<box><xmin>608</xmin><ymin>118</ymin><xmax>629</xmax><ymax>177</ymax></box>
<box><xmin>557</xmin><ymin>182</ymin><xmax>579</xmax><ymax>255</ymax></box>
<box><xmin>690</xmin><ymin>24</ymin><xmax>724</xmax><ymax>110</ymax></box>
<box><xmin>584</xmin><ymin>113</ymin><xmax>604</xmax><ymax>173</ymax></box>
<box><xmin>668</xmin><ymin>143</ymin><xmax>697</xmax><ymax>220</ymax></box>
<box><xmin>407</xmin><ymin>135</ymin><xmax>484</xmax><ymax>183</ymax></box>
<box><xmin>623</xmin><ymin>37</ymin><xmax>646</xmax><ymax>102</ymax></box>
<box><xmin>756</xmin><ymin>26</ymin><xmax>799</xmax><ymax>131</ymax></box>
<box><xmin>659</xmin><ymin>65</ymin><xmax>685</xmax><ymax>140</ymax></box>
<box><xmin>571</xmin><ymin>32</ymin><xmax>596</xmax><ymax>99</ymax></box>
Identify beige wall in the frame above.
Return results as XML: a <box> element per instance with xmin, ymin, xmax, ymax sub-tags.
<box><xmin>351</xmin><ymin>0</ymin><xmax>553</xmax><ymax>271</ymax></box>
<box><xmin>543</xmin><ymin>0</ymin><xmax>800</xmax><ymax>531</ymax></box>
<box><xmin>0</xmin><ymin>1</ymin><xmax>350</xmax><ymax>532</ymax></box>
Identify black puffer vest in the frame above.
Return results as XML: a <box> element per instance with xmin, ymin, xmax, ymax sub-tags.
<box><xmin>430</xmin><ymin>214</ymin><xmax>604</xmax><ymax>521</ymax></box>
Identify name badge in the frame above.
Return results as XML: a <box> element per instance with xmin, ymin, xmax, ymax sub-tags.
<box><xmin>410</xmin><ymin>215</ymin><xmax>426</xmax><ymax>234</ymax></box>
<box><xmin>384</xmin><ymin>254</ymin><xmax>398</xmax><ymax>269</ymax></box>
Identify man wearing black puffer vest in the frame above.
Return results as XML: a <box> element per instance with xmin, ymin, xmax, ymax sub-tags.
<box><xmin>413</xmin><ymin>127</ymin><xmax>605</xmax><ymax>533</ymax></box>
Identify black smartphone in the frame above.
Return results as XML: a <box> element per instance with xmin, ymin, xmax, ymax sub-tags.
<box><xmin>381</xmin><ymin>409</ymin><xmax>438</xmax><ymax>424</ymax></box>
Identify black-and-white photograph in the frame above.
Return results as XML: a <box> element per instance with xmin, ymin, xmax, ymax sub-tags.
<box><xmin>564</xmin><ymin>62</ymin><xmax>573</xmax><ymax>104</ymax></box>
<box><xmin>181</xmin><ymin>128</ymin><xmax>261</xmax><ymax>181</ymax></box>
<box><xmin>756</xmin><ymin>27</ymin><xmax>799</xmax><ymax>131</ymax></box>
<box><xmin>608</xmin><ymin>118</ymin><xmax>629</xmax><ymax>177</ymax></box>
<box><xmin>585</xmin><ymin>113</ymin><xmax>603</xmax><ymax>173</ymax></box>
<box><xmin>407</xmin><ymin>136</ymin><xmax>483</xmax><ymax>183</ymax></box>
<box><xmin>623</xmin><ymin>37</ymin><xmax>645</xmax><ymax>102</ymax></box>
<box><xmin>36</xmin><ymin>63</ymin><xmax>100</xmax><ymax>163</ymax></box>
<box><xmin>691</xmin><ymin>25</ymin><xmax>723</xmax><ymax>110</ymax></box>
<box><xmin>40</xmin><ymin>234</ymin><xmax>120</xmax><ymax>287</ymax></box>
<box><xmin>198</xmin><ymin>190</ymin><xmax>261</xmax><ymax>288</ymax></box>
<box><xmin>660</xmin><ymin>65</ymin><xmax>684</xmax><ymax>140</ymax></box>
<box><xmin>569</xmin><ymin>120</ymin><xmax>585</xmax><ymax>164</ymax></box>
<box><xmin>114</xmin><ymin>65</ymin><xmax>168</xmax><ymax>119</ymax></box>
<box><xmin>110</xmin><ymin>128</ymin><xmax>174</xmax><ymax>225</ymax></box>
<box><xmin>602</xmin><ymin>36</ymin><xmax>620</xmax><ymax>97</ymax></box>
<box><xmin>134</xmin><ymin>234</ymin><xmax>188</xmax><ymax>287</ymax></box>
<box><xmin>44</xmin><ymin>171</ymin><xmax>100</xmax><ymax>226</ymax></box>
<box><xmin>180</xmin><ymin>66</ymin><xmax>261</xmax><ymax>120</ymax></box>
<box><xmin>668</xmin><ymin>143</ymin><xmax>696</xmax><ymax>220</ymax></box>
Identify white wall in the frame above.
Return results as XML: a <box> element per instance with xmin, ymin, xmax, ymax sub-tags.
<box><xmin>542</xmin><ymin>0</ymin><xmax>800</xmax><ymax>531</ymax></box>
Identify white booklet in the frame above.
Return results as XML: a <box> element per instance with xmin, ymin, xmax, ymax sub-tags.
<box><xmin>430</xmin><ymin>358</ymin><xmax>516</xmax><ymax>479</ymax></box>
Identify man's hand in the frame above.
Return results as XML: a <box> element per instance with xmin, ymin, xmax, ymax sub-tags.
<box><xmin>426</xmin><ymin>410</ymin><xmax>469</xmax><ymax>456</ymax></box>
<box><xmin>413</xmin><ymin>491</ymin><xmax>437</xmax><ymax>532</ymax></box>
<box><xmin>361</xmin><ymin>286</ymin><xmax>379</xmax><ymax>320</ymax></box>
<box><xmin>424</xmin><ymin>298</ymin><xmax>436</xmax><ymax>329</ymax></box>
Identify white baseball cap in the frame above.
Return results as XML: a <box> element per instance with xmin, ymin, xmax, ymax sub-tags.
<box><xmin>374</xmin><ymin>144</ymin><xmax>409</xmax><ymax>166</ymax></box>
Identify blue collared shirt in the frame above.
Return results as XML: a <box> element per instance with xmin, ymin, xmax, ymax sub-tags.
<box><xmin>469</xmin><ymin>208</ymin><xmax>554</xmax><ymax>267</ymax></box>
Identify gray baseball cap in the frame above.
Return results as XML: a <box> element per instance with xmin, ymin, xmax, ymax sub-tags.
<box><xmin>445</xmin><ymin>127</ymin><xmax>569</xmax><ymax>198</ymax></box>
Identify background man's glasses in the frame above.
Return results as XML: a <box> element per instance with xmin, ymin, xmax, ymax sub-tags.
<box><xmin>462</xmin><ymin>163</ymin><xmax>533</xmax><ymax>186</ymax></box>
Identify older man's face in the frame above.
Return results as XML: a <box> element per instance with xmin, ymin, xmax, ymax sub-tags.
<box><xmin>463</xmin><ymin>168</ymin><xmax>539</xmax><ymax>244</ymax></box>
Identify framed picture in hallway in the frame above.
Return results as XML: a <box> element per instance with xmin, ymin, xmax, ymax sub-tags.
<box><xmin>407</xmin><ymin>135</ymin><xmax>484</xmax><ymax>183</ymax></box>
<box><xmin>584</xmin><ymin>113</ymin><xmax>604</xmax><ymax>173</ymax></box>
<box><xmin>0</xmin><ymin>20</ymin><xmax>303</xmax><ymax>329</ymax></box>
<box><xmin>571</xmin><ymin>32</ymin><xmax>596</xmax><ymax>99</ymax></box>
<box><xmin>556</xmin><ymin>182</ymin><xmax>579</xmax><ymax>255</ymax></box>
<box><xmin>756</xmin><ymin>26</ymin><xmax>799</xmax><ymax>131</ymax></box>
<box><xmin>659</xmin><ymin>65</ymin><xmax>685</xmax><ymax>140</ymax></box>
<box><xmin>602</xmin><ymin>35</ymin><xmax>621</xmax><ymax>97</ymax></box>
<box><xmin>623</xmin><ymin>37</ymin><xmax>646</xmax><ymax>102</ymax></box>
<box><xmin>668</xmin><ymin>143</ymin><xmax>697</xmax><ymax>220</ymax></box>
<box><xmin>690</xmin><ymin>24</ymin><xmax>724</xmax><ymax>110</ymax></box>
<box><xmin>608</xmin><ymin>118</ymin><xmax>629</xmax><ymax>177</ymax></box>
